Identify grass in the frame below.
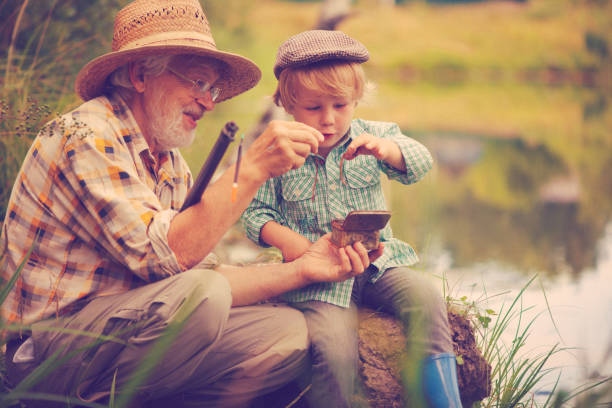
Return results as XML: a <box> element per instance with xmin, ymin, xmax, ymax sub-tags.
<box><xmin>2</xmin><ymin>246</ymin><xmax>611</xmax><ymax>407</ymax></box>
<box><xmin>445</xmin><ymin>273</ymin><xmax>612</xmax><ymax>407</ymax></box>
<box><xmin>0</xmin><ymin>237</ymin><xmax>205</xmax><ymax>408</ymax></box>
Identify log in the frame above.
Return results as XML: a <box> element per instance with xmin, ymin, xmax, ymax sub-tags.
<box><xmin>255</xmin><ymin>305</ymin><xmax>491</xmax><ymax>408</ymax></box>
<box><xmin>358</xmin><ymin>306</ymin><xmax>492</xmax><ymax>408</ymax></box>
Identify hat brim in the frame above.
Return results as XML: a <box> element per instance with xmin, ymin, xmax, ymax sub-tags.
<box><xmin>75</xmin><ymin>44</ymin><xmax>261</xmax><ymax>102</ymax></box>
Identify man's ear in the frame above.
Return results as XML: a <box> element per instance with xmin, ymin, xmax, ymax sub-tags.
<box><xmin>128</xmin><ymin>62</ymin><xmax>146</xmax><ymax>93</ymax></box>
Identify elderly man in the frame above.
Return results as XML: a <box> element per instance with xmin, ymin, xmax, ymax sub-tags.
<box><xmin>0</xmin><ymin>0</ymin><xmax>380</xmax><ymax>407</ymax></box>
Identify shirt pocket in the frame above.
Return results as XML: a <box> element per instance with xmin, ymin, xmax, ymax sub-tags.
<box><xmin>342</xmin><ymin>156</ymin><xmax>385</xmax><ymax>211</ymax></box>
<box><xmin>280</xmin><ymin>168</ymin><xmax>318</xmax><ymax>228</ymax></box>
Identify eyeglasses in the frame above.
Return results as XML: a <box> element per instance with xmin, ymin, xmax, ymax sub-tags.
<box><xmin>167</xmin><ymin>67</ymin><xmax>222</xmax><ymax>102</ymax></box>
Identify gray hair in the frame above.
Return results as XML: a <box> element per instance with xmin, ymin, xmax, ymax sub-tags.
<box><xmin>106</xmin><ymin>54</ymin><xmax>226</xmax><ymax>101</ymax></box>
<box><xmin>107</xmin><ymin>55</ymin><xmax>173</xmax><ymax>100</ymax></box>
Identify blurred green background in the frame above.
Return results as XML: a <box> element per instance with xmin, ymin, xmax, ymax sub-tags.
<box><xmin>3</xmin><ymin>0</ymin><xmax>610</xmax><ymax>275</ymax></box>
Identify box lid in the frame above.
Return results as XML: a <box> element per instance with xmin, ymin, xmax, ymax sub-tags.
<box><xmin>342</xmin><ymin>210</ymin><xmax>391</xmax><ymax>231</ymax></box>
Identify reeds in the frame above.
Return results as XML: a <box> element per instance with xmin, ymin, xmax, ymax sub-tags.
<box><xmin>1</xmin><ymin>0</ymin><xmax>115</xmax><ymax>220</ymax></box>
<box><xmin>445</xmin><ymin>274</ymin><xmax>612</xmax><ymax>407</ymax></box>
<box><xmin>0</xmin><ymin>236</ymin><xmax>203</xmax><ymax>408</ymax></box>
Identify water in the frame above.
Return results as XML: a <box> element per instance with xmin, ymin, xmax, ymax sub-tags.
<box><xmin>390</xmin><ymin>130</ymin><xmax>612</xmax><ymax>400</ymax></box>
<box><xmin>427</xmin><ymin>220</ymin><xmax>612</xmax><ymax>397</ymax></box>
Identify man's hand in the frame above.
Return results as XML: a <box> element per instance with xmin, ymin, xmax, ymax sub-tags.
<box><xmin>294</xmin><ymin>234</ymin><xmax>383</xmax><ymax>285</ymax></box>
<box><xmin>242</xmin><ymin>120</ymin><xmax>323</xmax><ymax>181</ymax></box>
<box><xmin>215</xmin><ymin>234</ymin><xmax>383</xmax><ymax>306</ymax></box>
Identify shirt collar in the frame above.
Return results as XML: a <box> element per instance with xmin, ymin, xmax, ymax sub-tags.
<box><xmin>108</xmin><ymin>92</ymin><xmax>151</xmax><ymax>156</ymax></box>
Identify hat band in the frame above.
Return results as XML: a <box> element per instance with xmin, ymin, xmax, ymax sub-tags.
<box><xmin>119</xmin><ymin>31</ymin><xmax>217</xmax><ymax>52</ymax></box>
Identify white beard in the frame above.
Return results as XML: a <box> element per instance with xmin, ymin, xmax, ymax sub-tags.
<box><xmin>145</xmin><ymin>85</ymin><xmax>196</xmax><ymax>151</ymax></box>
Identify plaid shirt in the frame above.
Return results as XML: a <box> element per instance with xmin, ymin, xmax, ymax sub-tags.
<box><xmin>242</xmin><ymin>119</ymin><xmax>433</xmax><ymax>308</ymax></box>
<box><xmin>1</xmin><ymin>93</ymin><xmax>190</xmax><ymax>325</ymax></box>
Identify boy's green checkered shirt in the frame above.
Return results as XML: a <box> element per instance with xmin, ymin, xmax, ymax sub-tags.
<box><xmin>241</xmin><ymin>119</ymin><xmax>433</xmax><ymax>308</ymax></box>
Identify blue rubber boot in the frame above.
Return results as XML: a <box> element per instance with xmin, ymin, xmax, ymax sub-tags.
<box><xmin>422</xmin><ymin>353</ymin><xmax>463</xmax><ymax>408</ymax></box>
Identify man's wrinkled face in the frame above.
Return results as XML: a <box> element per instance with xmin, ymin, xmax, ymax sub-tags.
<box><xmin>143</xmin><ymin>57</ymin><xmax>220</xmax><ymax>152</ymax></box>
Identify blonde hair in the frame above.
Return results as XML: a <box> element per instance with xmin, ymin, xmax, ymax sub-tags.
<box><xmin>274</xmin><ymin>61</ymin><xmax>366</xmax><ymax>111</ymax></box>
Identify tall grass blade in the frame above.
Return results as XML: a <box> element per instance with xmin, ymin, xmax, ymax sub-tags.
<box><xmin>559</xmin><ymin>376</ymin><xmax>612</xmax><ymax>404</ymax></box>
<box><xmin>112</xmin><ymin>285</ymin><xmax>206</xmax><ymax>407</ymax></box>
<box><xmin>4</xmin><ymin>0</ymin><xmax>30</xmax><ymax>97</ymax></box>
<box><xmin>109</xmin><ymin>369</ymin><xmax>118</xmax><ymax>408</ymax></box>
<box><xmin>538</xmin><ymin>277</ymin><xmax>564</xmax><ymax>344</ymax></box>
<box><xmin>1</xmin><ymin>391</ymin><xmax>107</xmax><ymax>408</ymax></box>
<box><xmin>0</xmin><ymin>235</ymin><xmax>36</xmax><ymax>305</ymax></box>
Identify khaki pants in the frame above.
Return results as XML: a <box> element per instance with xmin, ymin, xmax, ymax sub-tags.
<box><xmin>6</xmin><ymin>269</ymin><xmax>309</xmax><ymax>407</ymax></box>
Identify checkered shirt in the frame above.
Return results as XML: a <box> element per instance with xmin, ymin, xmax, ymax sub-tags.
<box><xmin>242</xmin><ymin>119</ymin><xmax>433</xmax><ymax>308</ymax></box>
<box><xmin>1</xmin><ymin>93</ymin><xmax>190</xmax><ymax>325</ymax></box>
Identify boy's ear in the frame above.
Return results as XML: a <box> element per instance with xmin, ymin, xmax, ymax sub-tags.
<box><xmin>128</xmin><ymin>62</ymin><xmax>147</xmax><ymax>93</ymax></box>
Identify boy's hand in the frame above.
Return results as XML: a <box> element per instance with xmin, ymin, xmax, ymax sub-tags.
<box><xmin>343</xmin><ymin>133</ymin><xmax>406</xmax><ymax>172</ymax></box>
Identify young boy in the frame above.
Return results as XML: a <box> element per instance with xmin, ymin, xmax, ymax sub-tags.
<box><xmin>242</xmin><ymin>30</ymin><xmax>463</xmax><ymax>408</ymax></box>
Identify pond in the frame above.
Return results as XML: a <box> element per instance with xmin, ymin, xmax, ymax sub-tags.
<box><xmin>398</xmin><ymin>131</ymin><xmax>612</xmax><ymax>399</ymax></box>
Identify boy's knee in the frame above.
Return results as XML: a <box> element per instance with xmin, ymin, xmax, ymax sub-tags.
<box><xmin>413</xmin><ymin>275</ymin><xmax>445</xmax><ymax>307</ymax></box>
<box><xmin>391</xmin><ymin>271</ymin><xmax>445</xmax><ymax>310</ymax></box>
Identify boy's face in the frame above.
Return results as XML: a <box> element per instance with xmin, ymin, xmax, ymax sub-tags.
<box><xmin>287</xmin><ymin>86</ymin><xmax>357</xmax><ymax>156</ymax></box>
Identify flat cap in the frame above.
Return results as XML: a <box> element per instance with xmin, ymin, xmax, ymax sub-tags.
<box><xmin>274</xmin><ymin>30</ymin><xmax>369</xmax><ymax>79</ymax></box>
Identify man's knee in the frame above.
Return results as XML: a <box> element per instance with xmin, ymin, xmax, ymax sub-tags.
<box><xmin>260</xmin><ymin>304</ymin><xmax>309</xmax><ymax>355</ymax></box>
<box><xmin>177</xmin><ymin>268</ymin><xmax>232</xmax><ymax>327</ymax></box>
<box><xmin>180</xmin><ymin>268</ymin><xmax>232</xmax><ymax>313</ymax></box>
<box><xmin>209</xmin><ymin>304</ymin><xmax>309</xmax><ymax>391</ymax></box>
<box><xmin>248</xmin><ymin>304</ymin><xmax>309</xmax><ymax>378</ymax></box>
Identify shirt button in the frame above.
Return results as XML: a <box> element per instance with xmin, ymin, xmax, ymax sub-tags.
<box><xmin>330</xmin><ymin>184</ymin><xmax>337</xmax><ymax>191</ymax></box>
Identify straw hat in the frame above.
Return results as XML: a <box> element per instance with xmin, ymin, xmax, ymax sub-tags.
<box><xmin>75</xmin><ymin>0</ymin><xmax>261</xmax><ymax>102</ymax></box>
